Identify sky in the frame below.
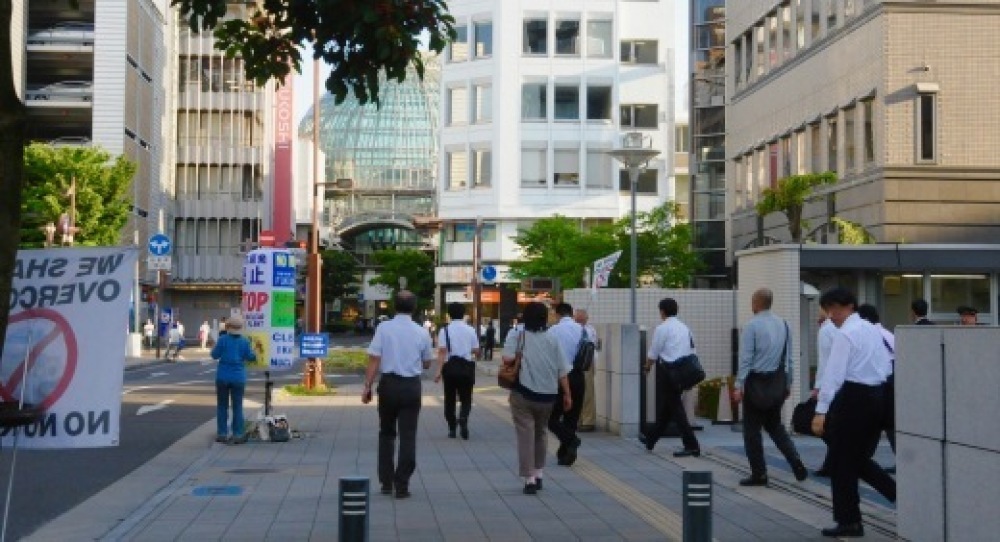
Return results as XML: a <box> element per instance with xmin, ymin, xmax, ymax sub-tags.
<box><xmin>292</xmin><ymin>3</ymin><xmax>690</xmax><ymax>126</ymax></box>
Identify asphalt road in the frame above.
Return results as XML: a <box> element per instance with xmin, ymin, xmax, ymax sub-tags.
<box><xmin>0</xmin><ymin>342</ymin><xmax>366</xmax><ymax>541</ymax></box>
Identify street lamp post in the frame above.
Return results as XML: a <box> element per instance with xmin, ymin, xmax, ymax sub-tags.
<box><xmin>608</xmin><ymin>132</ymin><xmax>660</xmax><ymax>325</ymax></box>
<box><xmin>305</xmin><ymin>57</ymin><xmax>323</xmax><ymax>390</ymax></box>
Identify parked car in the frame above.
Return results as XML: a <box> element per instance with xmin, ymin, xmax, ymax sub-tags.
<box><xmin>25</xmin><ymin>81</ymin><xmax>93</xmax><ymax>102</ymax></box>
<box><xmin>26</xmin><ymin>22</ymin><xmax>95</xmax><ymax>46</ymax></box>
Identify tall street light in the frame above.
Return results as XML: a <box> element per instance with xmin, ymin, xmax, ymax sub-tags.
<box><xmin>608</xmin><ymin>132</ymin><xmax>660</xmax><ymax>325</ymax></box>
<box><xmin>306</xmin><ymin>57</ymin><xmax>323</xmax><ymax>390</ymax></box>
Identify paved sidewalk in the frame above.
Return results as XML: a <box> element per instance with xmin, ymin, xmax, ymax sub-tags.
<box><xmin>28</xmin><ymin>371</ymin><xmax>896</xmax><ymax>541</ymax></box>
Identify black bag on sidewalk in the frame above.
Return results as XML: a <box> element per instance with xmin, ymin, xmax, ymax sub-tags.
<box><xmin>744</xmin><ymin>322</ymin><xmax>789</xmax><ymax>411</ymax></box>
<box><xmin>441</xmin><ymin>326</ymin><xmax>475</xmax><ymax>382</ymax></box>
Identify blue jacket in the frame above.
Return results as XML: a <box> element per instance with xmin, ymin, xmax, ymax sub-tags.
<box><xmin>211</xmin><ymin>333</ymin><xmax>256</xmax><ymax>383</ymax></box>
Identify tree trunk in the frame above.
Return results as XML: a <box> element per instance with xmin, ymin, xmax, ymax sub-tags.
<box><xmin>787</xmin><ymin>204</ymin><xmax>803</xmax><ymax>243</ymax></box>
<box><xmin>0</xmin><ymin>0</ymin><xmax>28</xmax><ymax>361</ymax></box>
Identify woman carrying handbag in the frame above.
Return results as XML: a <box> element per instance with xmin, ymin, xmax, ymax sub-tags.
<box><xmin>501</xmin><ymin>302</ymin><xmax>572</xmax><ymax>495</ymax></box>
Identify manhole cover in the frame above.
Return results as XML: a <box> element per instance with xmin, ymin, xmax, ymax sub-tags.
<box><xmin>224</xmin><ymin>468</ymin><xmax>282</xmax><ymax>474</ymax></box>
<box><xmin>192</xmin><ymin>485</ymin><xmax>243</xmax><ymax>497</ymax></box>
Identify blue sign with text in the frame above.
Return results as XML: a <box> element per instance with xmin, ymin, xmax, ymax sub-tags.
<box><xmin>300</xmin><ymin>333</ymin><xmax>329</xmax><ymax>358</ymax></box>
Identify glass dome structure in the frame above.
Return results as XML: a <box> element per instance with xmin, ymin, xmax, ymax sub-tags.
<box><xmin>299</xmin><ymin>59</ymin><xmax>440</xmax><ymax>244</ymax></box>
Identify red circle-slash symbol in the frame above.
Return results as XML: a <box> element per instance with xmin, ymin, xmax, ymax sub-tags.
<box><xmin>1</xmin><ymin>308</ymin><xmax>79</xmax><ymax>410</ymax></box>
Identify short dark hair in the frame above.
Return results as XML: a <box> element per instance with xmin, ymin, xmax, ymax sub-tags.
<box><xmin>447</xmin><ymin>302</ymin><xmax>465</xmax><ymax>320</ymax></box>
<box><xmin>911</xmin><ymin>299</ymin><xmax>929</xmax><ymax>317</ymax></box>
<box><xmin>658</xmin><ymin>298</ymin><xmax>679</xmax><ymax>317</ymax></box>
<box><xmin>819</xmin><ymin>287</ymin><xmax>857</xmax><ymax>310</ymax></box>
<box><xmin>555</xmin><ymin>302</ymin><xmax>573</xmax><ymax>317</ymax></box>
<box><xmin>395</xmin><ymin>290</ymin><xmax>417</xmax><ymax>314</ymax></box>
<box><xmin>857</xmin><ymin>303</ymin><xmax>880</xmax><ymax>324</ymax></box>
<box><xmin>522</xmin><ymin>302</ymin><xmax>549</xmax><ymax>332</ymax></box>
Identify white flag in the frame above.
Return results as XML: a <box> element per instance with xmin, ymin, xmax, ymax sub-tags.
<box><xmin>592</xmin><ymin>250</ymin><xmax>623</xmax><ymax>291</ymax></box>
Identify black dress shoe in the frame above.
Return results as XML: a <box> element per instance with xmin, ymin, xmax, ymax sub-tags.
<box><xmin>380</xmin><ymin>484</ymin><xmax>393</xmax><ymax>495</ymax></box>
<box><xmin>535</xmin><ymin>478</ymin><xmax>543</xmax><ymax>490</ymax></box>
<box><xmin>638</xmin><ymin>433</ymin><xmax>656</xmax><ymax>452</ymax></box>
<box><xmin>447</xmin><ymin>429</ymin><xmax>456</xmax><ymax>439</ymax></box>
<box><xmin>821</xmin><ymin>522</ymin><xmax>864</xmax><ymax>537</ymax></box>
<box><xmin>523</xmin><ymin>482</ymin><xmax>537</xmax><ymax>495</ymax></box>
<box><xmin>739</xmin><ymin>475</ymin><xmax>768</xmax><ymax>487</ymax></box>
<box><xmin>561</xmin><ymin>445</ymin><xmax>578</xmax><ymax>467</ymax></box>
<box><xmin>459</xmin><ymin>424</ymin><xmax>469</xmax><ymax>440</ymax></box>
<box><xmin>792</xmin><ymin>460</ymin><xmax>808</xmax><ymax>482</ymax></box>
<box><xmin>673</xmin><ymin>448</ymin><xmax>700</xmax><ymax>458</ymax></box>
<box><xmin>813</xmin><ymin>468</ymin><xmax>831</xmax><ymax>478</ymax></box>
<box><xmin>395</xmin><ymin>488</ymin><xmax>411</xmax><ymax>499</ymax></box>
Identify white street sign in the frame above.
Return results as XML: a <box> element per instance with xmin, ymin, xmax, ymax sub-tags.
<box><xmin>148</xmin><ymin>255</ymin><xmax>171</xmax><ymax>270</ymax></box>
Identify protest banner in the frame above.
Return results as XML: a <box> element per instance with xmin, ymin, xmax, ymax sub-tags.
<box><xmin>1</xmin><ymin>247</ymin><xmax>138</xmax><ymax>448</ymax></box>
<box><xmin>242</xmin><ymin>249</ymin><xmax>296</xmax><ymax>370</ymax></box>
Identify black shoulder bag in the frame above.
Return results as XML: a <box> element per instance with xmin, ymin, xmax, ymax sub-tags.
<box><xmin>572</xmin><ymin>327</ymin><xmax>595</xmax><ymax>372</ymax></box>
<box><xmin>441</xmin><ymin>325</ymin><xmax>476</xmax><ymax>383</ymax></box>
<box><xmin>744</xmin><ymin>321</ymin><xmax>790</xmax><ymax>411</ymax></box>
<box><xmin>668</xmin><ymin>332</ymin><xmax>706</xmax><ymax>391</ymax></box>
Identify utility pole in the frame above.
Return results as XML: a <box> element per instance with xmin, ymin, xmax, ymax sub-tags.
<box><xmin>472</xmin><ymin>217</ymin><xmax>482</xmax><ymax>338</ymax></box>
<box><xmin>304</xmin><ymin>57</ymin><xmax>324</xmax><ymax>389</ymax></box>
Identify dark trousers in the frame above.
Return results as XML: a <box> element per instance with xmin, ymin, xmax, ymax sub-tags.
<box><xmin>883</xmin><ymin>377</ymin><xmax>896</xmax><ymax>452</ymax></box>
<box><xmin>442</xmin><ymin>374</ymin><xmax>473</xmax><ymax>429</ymax></box>
<box><xmin>827</xmin><ymin>382</ymin><xmax>896</xmax><ymax>524</ymax></box>
<box><xmin>377</xmin><ymin>375</ymin><xmax>422</xmax><ymax>490</ymax></box>
<box><xmin>648</xmin><ymin>363</ymin><xmax>699</xmax><ymax>451</ymax></box>
<box><xmin>743</xmin><ymin>399</ymin><xmax>801</xmax><ymax>476</ymax></box>
<box><xmin>548</xmin><ymin>369</ymin><xmax>585</xmax><ymax>446</ymax></box>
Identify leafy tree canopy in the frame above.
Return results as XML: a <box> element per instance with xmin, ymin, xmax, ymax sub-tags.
<box><xmin>320</xmin><ymin>249</ymin><xmax>361</xmax><ymax>301</ymax></box>
<box><xmin>369</xmin><ymin>249</ymin><xmax>435</xmax><ymax>310</ymax></box>
<box><xmin>20</xmin><ymin>144</ymin><xmax>135</xmax><ymax>248</ymax></box>
<box><xmin>508</xmin><ymin>216</ymin><xmax>617</xmax><ymax>291</ymax></box>
<box><xmin>755</xmin><ymin>172</ymin><xmax>837</xmax><ymax>242</ymax></box>
<box><xmin>171</xmin><ymin>0</ymin><xmax>457</xmax><ymax>105</ymax></box>
<box><xmin>609</xmin><ymin>202</ymin><xmax>703</xmax><ymax>289</ymax></box>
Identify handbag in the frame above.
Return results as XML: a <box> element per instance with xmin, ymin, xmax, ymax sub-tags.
<box><xmin>792</xmin><ymin>397</ymin><xmax>818</xmax><ymax>436</ymax></box>
<box><xmin>744</xmin><ymin>321</ymin><xmax>789</xmax><ymax>411</ymax></box>
<box><xmin>572</xmin><ymin>328</ymin><xmax>595</xmax><ymax>372</ymax></box>
<box><xmin>667</xmin><ymin>333</ymin><xmax>705</xmax><ymax>391</ymax></box>
<box><xmin>441</xmin><ymin>326</ymin><xmax>476</xmax><ymax>382</ymax></box>
<box><xmin>498</xmin><ymin>330</ymin><xmax>525</xmax><ymax>390</ymax></box>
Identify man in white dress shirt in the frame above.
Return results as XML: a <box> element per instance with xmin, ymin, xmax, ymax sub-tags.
<box><xmin>811</xmin><ymin>288</ymin><xmax>895</xmax><ymax>538</ymax></box>
<box><xmin>363</xmin><ymin>291</ymin><xmax>435</xmax><ymax>499</ymax></box>
<box><xmin>434</xmin><ymin>303</ymin><xmax>480</xmax><ymax>439</ymax></box>
<box><xmin>574</xmin><ymin>309</ymin><xmax>598</xmax><ymax>432</ymax></box>
<box><xmin>547</xmin><ymin>303</ymin><xmax>587</xmax><ymax>466</ymax></box>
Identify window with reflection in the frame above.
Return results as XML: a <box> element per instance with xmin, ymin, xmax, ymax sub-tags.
<box><xmin>554</xmin><ymin>149</ymin><xmax>580</xmax><ymax>187</ymax></box>
<box><xmin>620</xmin><ymin>104</ymin><xmax>658</xmax><ymax>129</ymax></box>
<box><xmin>811</xmin><ymin>0</ymin><xmax>823</xmax><ymax>41</ymax></box>
<box><xmin>448</xmin><ymin>150</ymin><xmax>468</xmax><ymax>190</ymax></box>
<box><xmin>931</xmin><ymin>274</ymin><xmax>991</xmax><ymax>319</ymax></box>
<box><xmin>555</xmin><ymin>19</ymin><xmax>580</xmax><ymax>55</ymax></box>
<box><xmin>618</xmin><ymin>168</ymin><xmax>658</xmax><ymax>194</ymax></box>
<box><xmin>472</xmin><ymin>150</ymin><xmax>491</xmax><ymax>188</ymax></box>
<box><xmin>863</xmin><ymin>99</ymin><xmax>875</xmax><ymax>164</ymax></box>
<box><xmin>827</xmin><ymin>115</ymin><xmax>838</xmax><ymax>174</ymax></box>
<box><xmin>781</xmin><ymin>5</ymin><xmax>793</xmax><ymax>59</ymax></box>
<box><xmin>473</xmin><ymin>84</ymin><xmax>491</xmax><ymax>123</ymax></box>
<box><xmin>450</xmin><ymin>25</ymin><xmax>468</xmax><ymax>62</ymax></box>
<box><xmin>844</xmin><ymin>105</ymin><xmax>856</xmax><ymax>172</ymax></box>
<box><xmin>586</xmin><ymin>85</ymin><xmax>612</xmax><ymax>120</ymax></box>
<box><xmin>448</xmin><ymin>86</ymin><xmax>468</xmax><ymax>125</ymax></box>
<box><xmin>795</xmin><ymin>0</ymin><xmax>806</xmax><ymax>48</ymax></box>
<box><xmin>587</xmin><ymin>20</ymin><xmax>612</xmax><ymax>58</ymax></box>
<box><xmin>554</xmin><ymin>85</ymin><xmax>580</xmax><ymax>120</ymax></box>
<box><xmin>474</xmin><ymin>21</ymin><xmax>492</xmax><ymax>58</ymax></box>
<box><xmin>917</xmin><ymin>93</ymin><xmax>936</xmax><ymax>162</ymax></box>
<box><xmin>810</xmin><ymin>123</ymin><xmax>822</xmax><ymax>172</ymax></box>
<box><xmin>521</xmin><ymin>147</ymin><xmax>547</xmax><ymax>187</ymax></box>
<box><xmin>621</xmin><ymin>40</ymin><xmax>658</xmax><ymax>64</ymax></box>
<box><xmin>521</xmin><ymin>83</ymin><xmax>547</xmax><ymax>120</ymax></box>
<box><xmin>523</xmin><ymin>19</ymin><xmax>547</xmax><ymax>55</ymax></box>
<box><xmin>586</xmin><ymin>151</ymin><xmax>612</xmax><ymax>189</ymax></box>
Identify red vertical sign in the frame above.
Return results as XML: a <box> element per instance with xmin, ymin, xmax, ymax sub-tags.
<box><xmin>273</xmin><ymin>77</ymin><xmax>294</xmax><ymax>245</ymax></box>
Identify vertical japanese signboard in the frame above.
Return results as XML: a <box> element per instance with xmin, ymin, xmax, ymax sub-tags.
<box><xmin>242</xmin><ymin>249</ymin><xmax>296</xmax><ymax>370</ymax></box>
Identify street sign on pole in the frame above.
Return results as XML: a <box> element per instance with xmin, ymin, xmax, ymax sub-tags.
<box><xmin>300</xmin><ymin>333</ymin><xmax>330</xmax><ymax>358</ymax></box>
<box><xmin>148</xmin><ymin>255</ymin><xmax>171</xmax><ymax>270</ymax></box>
<box><xmin>148</xmin><ymin>234</ymin><xmax>172</xmax><ymax>256</ymax></box>
<box><xmin>480</xmin><ymin>265</ymin><xmax>497</xmax><ymax>284</ymax></box>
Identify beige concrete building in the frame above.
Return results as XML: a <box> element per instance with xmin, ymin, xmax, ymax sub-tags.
<box><xmin>726</xmin><ymin>0</ymin><xmax>1000</xmax><ymax>254</ymax></box>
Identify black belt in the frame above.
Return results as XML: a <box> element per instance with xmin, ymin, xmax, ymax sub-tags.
<box><xmin>382</xmin><ymin>373</ymin><xmax>420</xmax><ymax>380</ymax></box>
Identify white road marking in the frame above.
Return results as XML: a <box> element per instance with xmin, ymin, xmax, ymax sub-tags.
<box><xmin>136</xmin><ymin>399</ymin><xmax>175</xmax><ymax>416</ymax></box>
<box><xmin>149</xmin><ymin>372</ymin><xmax>169</xmax><ymax>378</ymax></box>
<box><xmin>199</xmin><ymin>370</ymin><xmax>214</xmax><ymax>375</ymax></box>
<box><xmin>122</xmin><ymin>386</ymin><xmax>152</xmax><ymax>396</ymax></box>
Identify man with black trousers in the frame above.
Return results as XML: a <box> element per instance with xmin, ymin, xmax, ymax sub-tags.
<box><xmin>547</xmin><ymin>302</ymin><xmax>588</xmax><ymax>466</ymax></box>
<box><xmin>732</xmin><ymin>288</ymin><xmax>808</xmax><ymax>486</ymax></box>
<box><xmin>433</xmin><ymin>302</ymin><xmax>480</xmax><ymax>439</ymax></box>
<box><xmin>812</xmin><ymin>288</ymin><xmax>896</xmax><ymax>538</ymax></box>
<box><xmin>639</xmin><ymin>298</ymin><xmax>701</xmax><ymax>457</ymax></box>
<box><xmin>363</xmin><ymin>291</ymin><xmax>435</xmax><ymax>499</ymax></box>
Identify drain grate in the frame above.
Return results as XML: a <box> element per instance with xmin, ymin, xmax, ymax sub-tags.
<box><xmin>192</xmin><ymin>485</ymin><xmax>243</xmax><ymax>497</ymax></box>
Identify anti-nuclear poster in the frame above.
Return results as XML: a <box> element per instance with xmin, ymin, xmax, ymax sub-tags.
<box><xmin>242</xmin><ymin>249</ymin><xmax>296</xmax><ymax>369</ymax></box>
<box><xmin>1</xmin><ymin>247</ymin><xmax>138</xmax><ymax>448</ymax></box>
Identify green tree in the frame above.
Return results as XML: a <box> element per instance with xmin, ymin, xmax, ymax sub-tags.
<box><xmin>755</xmin><ymin>172</ymin><xmax>838</xmax><ymax>242</ymax></box>
<box><xmin>831</xmin><ymin>217</ymin><xmax>876</xmax><ymax>245</ymax></box>
<box><xmin>321</xmin><ymin>249</ymin><xmax>361</xmax><ymax>301</ymax></box>
<box><xmin>0</xmin><ymin>0</ymin><xmax>454</xmax><ymax>360</ymax></box>
<box><xmin>20</xmin><ymin>144</ymin><xmax>136</xmax><ymax>248</ymax></box>
<box><xmin>508</xmin><ymin>216</ymin><xmax>617</xmax><ymax>291</ymax></box>
<box><xmin>369</xmin><ymin>250</ymin><xmax>435</xmax><ymax>310</ymax></box>
<box><xmin>608</xmin><ymin>203</ymin><xmax>703</xmax><ymax>288</ymax></box>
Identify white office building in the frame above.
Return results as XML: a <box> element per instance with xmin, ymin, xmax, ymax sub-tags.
<box><xmin>438</xmin><ymin>0</ymin><xmax>676</xmax><ymax>327</ymax></box>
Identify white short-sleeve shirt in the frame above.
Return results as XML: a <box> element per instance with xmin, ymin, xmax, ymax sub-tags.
<box><xmin>367</xmin><ymin>314</ymin><xmax>435</xmax><ymax>377</ymax></box>
<box><xmin>437</xmin><ymin>321</ymin><xmax>479</xmax><ymax>361</ymax></box>
<box><xmin>647</xmin><ymin>317</ymin><xmax>694</xmax><ymax>363</ymax></box>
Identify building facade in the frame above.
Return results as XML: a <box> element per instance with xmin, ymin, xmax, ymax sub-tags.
<box><xmin>165</xmin><ymin>1</ymin><xmax>276</xmax><ymax>329</ymax></box>
<box><xmin>690</xmin><ymin>0</ymin><xmax>728</xmax><ymax>286</ymax></box>
<box><xmin>438</xmin><ymin>0</ymin><xmax>676</xmax><ymax>328</ymax></box>
<box><xmin>19</xmin><ymin>0</ymin><xmax>169</xmax><ymax>331</ymax></box>
<box><xmin>727</xmin><ymin>0</ymin><xmax>1000</xmax><ymax>251</ymax></box>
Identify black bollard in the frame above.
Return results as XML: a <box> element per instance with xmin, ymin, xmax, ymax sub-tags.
<box><xmin>682</xmin><ymin>471</ymin><xmax>712</xmax><ymax>542</ymax></box>
<box><xmin>339</xmin><ymin>477</ymin><xmax>370</xmax><ymax>542</ymax></box>
<box><xmin>264</xmin><ymin>371</ymin><xmax>273</xmax><ymax>416</ymax></box>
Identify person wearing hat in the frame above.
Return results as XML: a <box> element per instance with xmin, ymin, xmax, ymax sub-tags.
<box><xmin>957</xmin><ymin>306</ymin><xmax>978</xmax><ymax>326</ymax></box>
<box><xmin>210</xmin><ymin>315</ymin><xmax>256</xmax><ymax>444</ymax></box>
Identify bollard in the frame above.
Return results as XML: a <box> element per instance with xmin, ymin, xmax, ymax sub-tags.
<box><xmin>339</xmin><ymin>477</ymin><xmax>370</xmax><ymax>542</ymax></box>
<box><xmin>682</xmin><ymin>471</ymin><xmax>712</xmax><ymax>542</ymax></box>
<box><xmin>264</xmin><ymin>371</ymin><xmax>273</xmax><ymax>416</ymax></box>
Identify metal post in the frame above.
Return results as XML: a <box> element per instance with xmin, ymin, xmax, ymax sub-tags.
<box><xmin>629</xmin><ymin>167</ymin><xmax>639</xmax><ymax>325</ymax></box>
<box><xmin>473</xmin><ymin>216</ymin><xmax>482</xmax><ymax>339</ymax></box>
<box><xmin>682</xmin><ymin>471</ymin><xmax>713</xmax><ymax>542</ymax></box>
<box><xmin>304</xmin><ymin>56</ymin><xmax>323</xmax><ymax>389</ymax></box>
<box><xmin>155</xmin><ymin>269</ymin><xmax>163</xmax><ymax>359</ymax></box>
<box><xmin>339</xmin><ymin>476</ymin><xmax>370</xmax><ymax>542</ymax></box>
<box><xmin>264</xmin><ymin>370</ymin><xmax>273</xmax><ymax>416</ymax></box>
